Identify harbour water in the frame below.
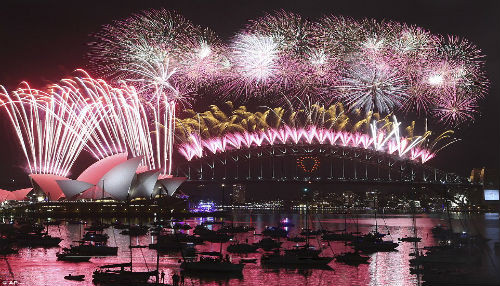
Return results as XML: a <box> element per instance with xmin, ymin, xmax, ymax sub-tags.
<box><xmin>0</xmin><ymin>212</ymin><xmax>498</xmax><ymax>286</ymax></box>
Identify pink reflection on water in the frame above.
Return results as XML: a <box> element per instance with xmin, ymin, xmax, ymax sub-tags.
<box><xmin>0</xmin><ymin>214</ymin><xmax>481</xmax><ymax>286</ymax></box>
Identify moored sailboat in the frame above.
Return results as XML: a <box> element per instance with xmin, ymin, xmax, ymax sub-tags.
<box><xmin>92</xmin><ymin>262</ymin><xmax>157</xmax><ymax>284</ymax></box>
<box><xmin>335</xmin><ymin>251</ymin><xmax>370</xmax><ymax>265</ymax></box>
<box><xmin>180</xmin><ymin>253</ymin><xmax>244</xmax><ymax>273</ymax></box>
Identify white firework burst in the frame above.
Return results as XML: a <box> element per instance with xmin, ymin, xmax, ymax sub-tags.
<box><xmin>339</xmin><ymin>61</ymin><xmax>408</xmax><ymax>113</ymax></box>
<box><xmin>230</xmin><ymin>33</ymin><xmax>279</xmax><ymax>84</ymax></box>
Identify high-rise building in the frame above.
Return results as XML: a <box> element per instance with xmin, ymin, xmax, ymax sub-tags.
<box><xmin>365</xmin><ymin>191</ymin><xmax>378</xmax><ymax>208</ymax></box>
<box><xmin>231</xmin><ymin>184</ymin><xmax>246</xmax><ymax>204</ymax></box>
<box><xmin>470</xmin><ymin>167</ymin><xmax>485</xmax><ymax>184</ymax></box>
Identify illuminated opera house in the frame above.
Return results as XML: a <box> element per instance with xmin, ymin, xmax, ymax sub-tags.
<box><xmin>0</xmin><ymin>153</ymin><xmax>186</xmax><ymax>204</ymax></box>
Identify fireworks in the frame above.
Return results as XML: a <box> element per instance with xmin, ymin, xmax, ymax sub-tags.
<box><xmin>0</xmin><ymin>79</ymin><xmax>101</xmax><ymax>176</ymax></box>
<box><xmin>230</xmin><ymin>34</ymin><xmax>279</xmax><ymax>85</ymax></box>
<box><xmin>225</xmin><ymin>12</ymin><xmax>328</xmax><ymax>100</ymax></box>
<box><xmin>176</xmin><ymin>102</ymin><xmax>454</xmax><ymax>164</ymax></box>
<box><xmin>0</xmin><ymin>71</ymin><xmax>179</xmax><ymax>176</ymax></box>
<box><xmin>0</xmin><ymin>9</ymin><xmax>488</xmax><ymax>177</ymax></box>
<box><xmin>88</xmin><ymin>9</ymin><xmax>488</xmax><ymax>127</ymax></box>
<box><xmin>246</xmin><ymin>11</ymin><xmax>317</xmax><ymax>55</ymax></box>
<box><xmin>88</xmin><ymin>8</ymin><xmax>226</xmax><ymax>96</ymax></box>
<box><xmin>177</xmin><ymin>124</ymin><xmax>435</xmax><ymax>164</ymax></box>
<box><xmin>433</xmin><ymin>90</ymin><xmax>478</xmax><ymax>126</ymax></box>
<box><xmin>338</xmin><ymin>59</ymin><xmax>408</xmax><ymax>113</ymax></box>
<box><xmin>88</xmin><ymin>9</ymin><xmax>233</xmax><ymax>174</ymax></box>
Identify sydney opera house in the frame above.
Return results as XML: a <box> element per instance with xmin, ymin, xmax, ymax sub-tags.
<box><xmin>0</xmin><ymin>153</ymin><xmax>186</xmax><ymax>205</ymax></box>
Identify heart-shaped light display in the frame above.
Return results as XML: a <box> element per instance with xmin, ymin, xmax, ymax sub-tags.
<box><xmin>296</xmin><ymin>156</ymin><xmax>320</xmax><ymax>173</ymax></box>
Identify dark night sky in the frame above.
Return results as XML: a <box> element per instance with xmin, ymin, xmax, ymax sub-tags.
<box><xmin>0</xmin><ymin>0</ymin><xmax>498</xmax><ymax>189</ymax></box>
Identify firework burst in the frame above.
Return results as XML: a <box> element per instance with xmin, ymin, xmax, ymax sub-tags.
<box><xmin>433</xmin><ymin>89</ymin><xmax>477</xmax><ymax>126</ymax></box>
<box><xmin>225</xmin><ymin>11</ymin><xmax>327</xmax><ymax>101</ymax></box>
<box><xmin>89</xmin><ymin>8</ymin><xmax>227</xmax><ymax>98</ymax></box>
<box><xmin>230</xmin><ymin>33</ymin><xmax>279</xmax><ymax>85</ymax></box>
<box><xmin>338</xmin><ymin>58</ymin><xmax>408</xmax><ymax>114</ymax></box>
<box><xmin>245</xmin><ymin>11</ymin><xmax>317</xmax><ymax>56</ymax></box>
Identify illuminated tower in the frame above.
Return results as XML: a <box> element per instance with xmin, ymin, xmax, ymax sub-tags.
<box><xmin>231</xmin><ymin>184</ymin><xmax>246</xmax><ymax>204</ymax></box>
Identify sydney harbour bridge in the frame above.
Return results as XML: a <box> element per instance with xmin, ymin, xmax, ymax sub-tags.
<box><xmin>173</xmin><ymin>144</ymin><xmax>472</xmax><ymax>189</ymax></box>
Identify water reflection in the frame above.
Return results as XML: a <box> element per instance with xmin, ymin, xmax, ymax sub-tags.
<box><xmin>0</xmin><ymin>213</ymin><xmax>497</xmax><ymax>286</ymax></box>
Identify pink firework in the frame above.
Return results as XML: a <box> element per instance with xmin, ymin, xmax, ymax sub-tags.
<box><xmin>302</xmin><ymin>48</ymin><xmax>343</xmax><ymax>99</ymax></box>
<box><xmin>433</xmin><ymin>89</ymin><xmax>477</xmax><ymax>126</ymax></box>
<box><xmin>225</xmin><ymin>11</ymin><xmax>320</xmax><ymax>99</ymax></box>
<box><xmin>402</xmin><ymin>82</ymin><xmax>435</xmax><ymax>115</ymax></box>
<box><xmin>178</xmin><ymin>124</ymin><xmax>434</xmax><ymax>164</ymax></box>
<box><xmin>434</xmin><ymin>36</ymin><xmax>488</xmax><ymax>96</ymax></box>
<box><xmin>0</xmin><ymin>73</ymin><xmax>106</xmax><ymax>176</ymax></box>
<box><xmin>397</xmin><ymin>27</ymin><xmax>437</xmax><ymax>53</ymax></box>
<box><xmin>88</xmin><ymin>9</ymin><xmax>196</xmax><ymax>77</ymax></box>
<box><xmin>245</xmin><ymin>11</ymin><xmax>318</xmax><ymax>56</ymax></box>
<box><xmin>89</xmin><ymin>8</ymin><xmax>226</xmax><ymax>98</ymax></box>
<box><xmin>317</xmin><ymin>15</ymin><xmax>367</xmax><ymax>56</ymax></box>
<box><xmin>86</xmin><ymin>9</ymin><xmax>489</xmax><ymax>127</ymax></box>
<box><xmin>438</xmin><ymin>36</ymin><xmax>485</xmax><ymax>65</ymax></box>
<box><xmin>176</xmin><ymin>28</ymin><xmax>229</xmax><ymax>87</ymax></box>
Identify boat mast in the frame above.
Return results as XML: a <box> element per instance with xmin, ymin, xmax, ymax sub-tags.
<box><xmin>344</xmin><ymin>211</ymin><xmax>347</xmax><ymax>235</ymax></box>
<box><xmin>219</xmin><ymin>228</ymin><xmax>224</xmax><ymax>254</ymax></box>
<box><xmin>127</xmin><ymin>194</ymin><xmax>133</xmax><ymax>272</ymax></box>
<box><xmin>412</xmin><ymin>201</ymin><xmax>417</xmax><ymax>238</ymax></box>
<box><xmin>356</xmin><ymin>214</ymin><xmax>359</xmax><ymax>234</ymax></box>
<box><xmin>374</xmin><ymin>193</ymin><xmax>378</xmax><ymax>233</ymax></box>
<box><xmin>445</xmin><ymin>191</ymin><xmax>453</xmax><ymax>233</ymax></box>
<box><xmin>305</xmin><ymin>188</ymin><xmax>309</xmax><ymax>246</ymax></box>
<box><xmin>156</xmin><ymin>241</ymin><xmax>160</xmax><ymax>283</ymax></box>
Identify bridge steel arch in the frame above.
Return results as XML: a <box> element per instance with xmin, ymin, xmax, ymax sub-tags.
<box><xmin>173</xmin><ymin>144</ymin><xmax>472</xmax><ymax>187</ymax></box>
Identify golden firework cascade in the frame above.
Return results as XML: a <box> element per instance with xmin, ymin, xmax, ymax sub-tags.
<box><xmin>175</xmin><ymin>101</ymin><xmax>458</xmax><ymax>162</ymax></box>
